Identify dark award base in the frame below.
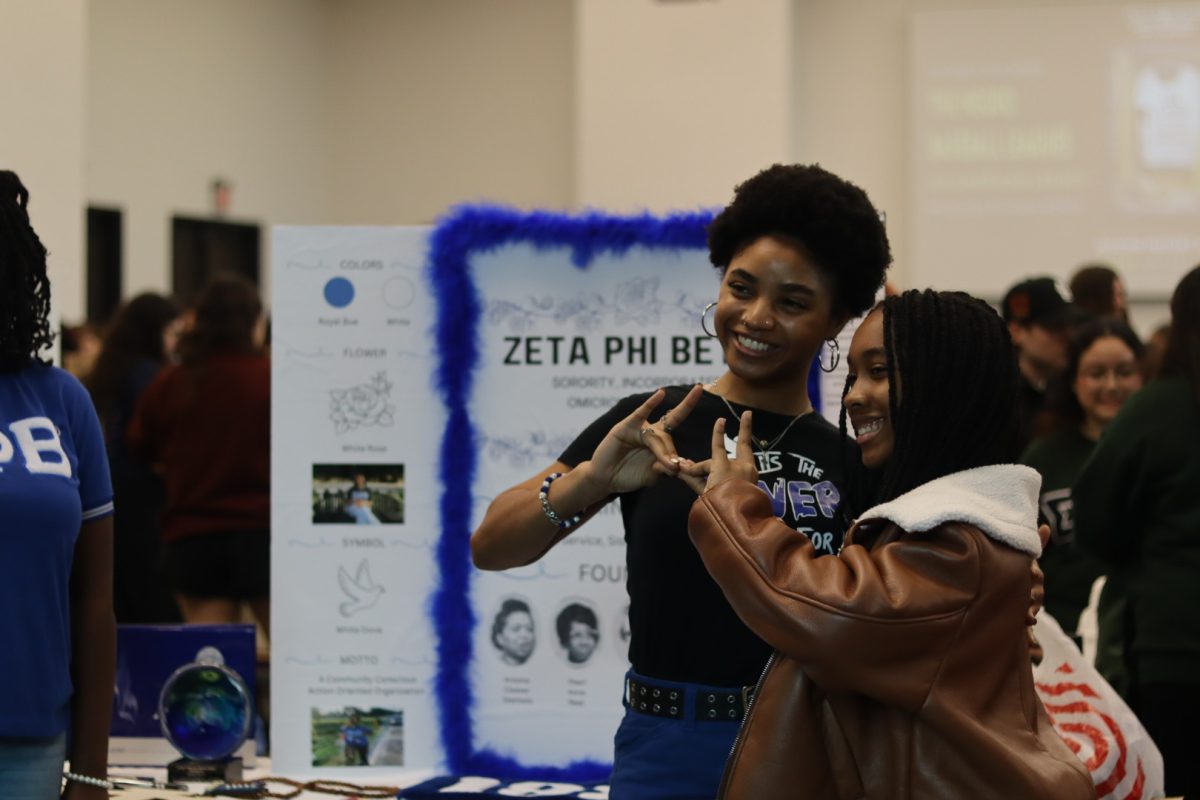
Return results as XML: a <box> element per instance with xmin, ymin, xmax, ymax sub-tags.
<box><xmin>167</xmin><ymin>755</ymin><xmax>244</xmax><ymax>784</ymax></box>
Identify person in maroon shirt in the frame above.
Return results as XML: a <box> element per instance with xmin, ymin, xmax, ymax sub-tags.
<box><xmin>129</xmin><ymin>274</ymin><xmax>270</xmax><ymax>634</ymax></box>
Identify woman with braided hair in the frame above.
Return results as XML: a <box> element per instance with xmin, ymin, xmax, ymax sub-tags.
<box><xmin>0</xmin><ymin>171</ymin><xmax>116</xmax><ymax>798</ymax></box>
<box><xmin>684</xmin><ymin>290</ymin><xmax>1093</xmax><ymax>798</ymax></box>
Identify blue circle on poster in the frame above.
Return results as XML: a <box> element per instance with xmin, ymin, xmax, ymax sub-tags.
<box><xmin>324</xmin><ymin>277</ymin><xmax>355</xmax><ymax>308</ymax></box>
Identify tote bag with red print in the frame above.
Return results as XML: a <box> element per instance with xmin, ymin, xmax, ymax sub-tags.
<box><xmin>1033</xmin><ymin>612</ymin><xmax>1165</xmax><ymax>799</ymax></box>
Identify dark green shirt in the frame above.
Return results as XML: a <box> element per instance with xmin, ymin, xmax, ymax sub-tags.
<box><xmin>1074</xmin><ymin>376</ymin><xmax>1200</xmax><ymax>686</ymax></box>
<box><xmin>1021</xmin><ymin>427</ymin><xmax>1105</xmax><ymax>635</ymax></box>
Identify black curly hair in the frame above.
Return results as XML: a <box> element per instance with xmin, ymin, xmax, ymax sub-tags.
<box><xmin>491</xmin><ymin>597</ymin><xmax>533</xmax><ymax>648</ymax></box>
<box><xmin>841</xmin><ymin>290</ymin><xmax>1020</xmax><ymax>505</ymax></box>
<box><xmin>707</xmin><ymin>164</ymin><xmax>891</xmax><ymax>317</ymax></box>
<box><xmin>555</xmin><ymin>602</ymin><xmax>598</xmax><ymax>648</ymax></box>
<box><xmin>0</xmin><ymin>171</ymin><xmax>54</xmax><ymax>372</ymax></box>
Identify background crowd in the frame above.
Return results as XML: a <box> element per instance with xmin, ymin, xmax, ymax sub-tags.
<box><xmin>10</xmin><ymin>149</ymin><xmax>1200</xmax><ymax>796</ymax></box>
<box><xmin>1003</xmin><ymin>263</ymin><xmax>1200</xmax><ymax>795</ymax></box>
<box><xmin>60</xmin><ymin>251</ymin><xmax>1200</xmax><ymax>795</ymax></box>
<box><xmin>65</xmin><ymin>277</ymin><xmax>272</xmax><ymax>637</ymax></box>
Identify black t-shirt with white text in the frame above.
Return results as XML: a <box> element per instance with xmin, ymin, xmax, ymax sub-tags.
<box><xmin>559</xmin><ymin>385</ymin><xmax>861</xmax><ymax>686</ymax></box>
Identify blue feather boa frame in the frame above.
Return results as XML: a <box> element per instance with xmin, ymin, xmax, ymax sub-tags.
<box><xmin>425</xmin><ymin>203</ymin><xmax>822</xmax><ymax>780</ymax></box>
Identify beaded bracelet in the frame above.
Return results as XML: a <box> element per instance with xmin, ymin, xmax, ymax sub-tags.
<box><xmin>538</xmin><ymin>472</ymin><xmax>584</xmax><ymax>530</ymax></box>
<box><xmin>63</xmin><ymin>772</ymin><xmax>114</xmax><ymax>790</ymax></box>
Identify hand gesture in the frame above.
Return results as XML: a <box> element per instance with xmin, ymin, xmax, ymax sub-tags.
<box><xmin>678</xmin><ymin>410</ymin><xmax>759</xmax><ymax>494</ymax></box>
<box><xmin>585</xmin><ymin>384</ymin><xmax>704</xmax><ymax>495</ymax></box>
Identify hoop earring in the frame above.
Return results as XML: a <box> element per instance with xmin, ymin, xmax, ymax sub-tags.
<box><xmin>819</xmin><ymin>338</ymin><xmax>841</xmax><ymax>373</ymax></box>
<box><xmin>700</xmin><ymin>301</ymin><xmax>718</xmax><ymax>338</ymax></box>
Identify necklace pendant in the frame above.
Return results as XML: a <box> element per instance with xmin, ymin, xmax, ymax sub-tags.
<box><xmin>756</xmin><ymin>438</ymin><xmax>769</xmax><ymax>449</ymax></box>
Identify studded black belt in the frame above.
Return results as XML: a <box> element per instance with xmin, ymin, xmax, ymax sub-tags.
<box><xmin>625</xmin><ymin>676</ymin><xmax>755</xmax><ymax>722</ymax></box>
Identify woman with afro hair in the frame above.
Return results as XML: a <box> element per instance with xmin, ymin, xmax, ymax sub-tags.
<box><xmin>472</xmin><ymin>164</ymin><xmax>891</xmax><ymax>798</ymax></box>
<box><xmin>0</xmin><ymin>171</ymin><xmax>116</xmax><ymax>799</ymax></box>
<box><xmin>683</xmin><ymin>290</ymin><xmax>1093</xmax><ymax>799</ymax></box>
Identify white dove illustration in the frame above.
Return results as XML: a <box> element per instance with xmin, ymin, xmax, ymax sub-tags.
<box><xmin>338</xmin><ymin>559</ymin><xmax>385</xmax><ymax>617</ymax></box>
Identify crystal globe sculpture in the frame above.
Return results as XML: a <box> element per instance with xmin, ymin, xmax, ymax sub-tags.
<box><xmin>158</xmin><ymin>647</ymin><xmax>252</xmax><ymax>762</ymax></box>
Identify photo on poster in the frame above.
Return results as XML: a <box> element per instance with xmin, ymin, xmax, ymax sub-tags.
<box><xmin>554</xmin><ymin>599</ymin><xmax>601</xmax><ymax>667</ymax></box>
<box><xmin>311</xmin><ymin>706</ymin><xmax>404</xmax><ymax>767</ymax></box>
<box><xmin>490</xmin><ymin>596</ymin><xmax>537</xmax><ymax>667</ymax></box>
<box><xmin>312</xmin><ymin>464</ymin><xmax>404</xmax><ymax>524</ymax></box>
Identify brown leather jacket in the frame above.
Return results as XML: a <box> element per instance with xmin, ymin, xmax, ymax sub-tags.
<box><xmin>688</xmin><ymin>465</ymin><xmax>1095</xmax><ymax>800</ymax></box>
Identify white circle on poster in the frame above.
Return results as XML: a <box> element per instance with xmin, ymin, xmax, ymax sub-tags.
<box><xmin>383</xmin><ymin>277</ymin><xmax>415</xmax><ymax>309</ymax></box>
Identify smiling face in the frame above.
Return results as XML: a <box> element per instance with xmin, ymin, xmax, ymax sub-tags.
<box><xmin>495</xmin><ymin>610</ymin><xmax>535</xmax><ymax>664</ymax></box>
<box><xmin>714</xmin><ymin>236</ymin><xmax>844</xmax><ymax>399</ymax></box>
<box><xmin>844</xmin><ymin>308</ymin><xmax>895</xmax><ymax>469</ymax></box>
<box><xmin>1073</xmin><ymin>335</ymin><xmax>1142</xmax><ymax>437</ymax></box>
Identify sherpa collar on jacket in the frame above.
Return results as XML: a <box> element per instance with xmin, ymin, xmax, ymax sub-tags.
<box><xmin>857</xmin><ymin>464</ymin><xmax>1043</xmax><ymax>557</ymax></box>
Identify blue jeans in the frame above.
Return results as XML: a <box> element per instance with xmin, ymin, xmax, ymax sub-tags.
<box><xmin>348</xmin><ymin>505</ymin><xmax>380</xmax><ymax>525</ymax></box>
<box><xmin>0</xmin><ymin>733</ymin><xmax>66</xmax><ymax>800</ymax></box>
<box><xmin>609</xmin><ymin>671</ymin><xmax>743</xmax><ymax>800</ymax></box>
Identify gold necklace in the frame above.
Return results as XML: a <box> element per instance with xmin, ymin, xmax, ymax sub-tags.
<box><xmin>712</xmin><ymin>391</ymin><xmax>812</xmax><ymax>452</ymax></box>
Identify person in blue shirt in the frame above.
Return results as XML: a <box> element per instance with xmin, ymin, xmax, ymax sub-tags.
<box><xmin>340</xmin><ymin>710</ymin><xmax>372</xmax><ymax>766</ymax></box>
<box><xmin>0</xmin><ymin>171</ymin><xmax>115</xmax><ymax>799</ymax></box>
<box><xmin>345</xmin><ymin>473</ymin><xmax>380</xmax><ymax>525</ymax></box>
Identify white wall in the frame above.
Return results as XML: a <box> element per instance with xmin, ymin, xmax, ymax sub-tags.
<box><xmin>325</xmin><ymin>0</ymin><xmax>575</xmax><ymax>224</ymax></box>
<box><xmin>790</xmin><ymin>0</ymin><xmax>1171</xmax><ymax>328</ymax></box>
<box><xmin>85</xmin><ymin>0</ymin><xmax>574</xmax><ymax>301</ymax></box>
<box><xmin>0</xmin><ymin>0</ymin><xmax>87</xmax><ymax>324</ymax></box>
<box><xmin>576</xmin><ymin>0</ymin><xmax>793</xmax><ymax>212</ymax></box>
<box><xmin>0</xmin><ymin>0</ymin><xmax>1163</xmax><ymax>334</ymax></box>
<box><xmin>791</xmin><ymin>1</ymin><xmax>910</xmax><ymax>287</ymax></box>
<box><xmin>86</xmin><ymin>0</ymin><xmax>332</xmax><ymax>301</ymax></box>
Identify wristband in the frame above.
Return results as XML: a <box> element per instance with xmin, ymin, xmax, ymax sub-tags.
<box><xmin>63</xmin><ymin>772</ymin><xmax>113</xmax><ymax>790</ymax></box>
<box><xmin>538</xmin><ymin>472</ymin><xmax>584</xmax><ymax>530</ymax></box>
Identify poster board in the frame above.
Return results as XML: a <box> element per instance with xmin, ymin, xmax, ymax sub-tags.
<box><xmin>271</xmin><ymin>209</ymin><xmax>846</xmax><ymax>778</ymax></box>
<box><xmin>271</xmin><ymin>226</ymin><xmax>443</xmax><ymax>776</ymax></box>
<box><xmin>426</xmin><ymin>207</ymin><xmax>721</xmax><ymax>778</ymax></box>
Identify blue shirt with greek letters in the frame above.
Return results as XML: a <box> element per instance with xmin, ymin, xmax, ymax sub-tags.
<box><xmin>0</xmin><ymin>364</ymin><xmax>113</xmax><ymax>736</ymax></box>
